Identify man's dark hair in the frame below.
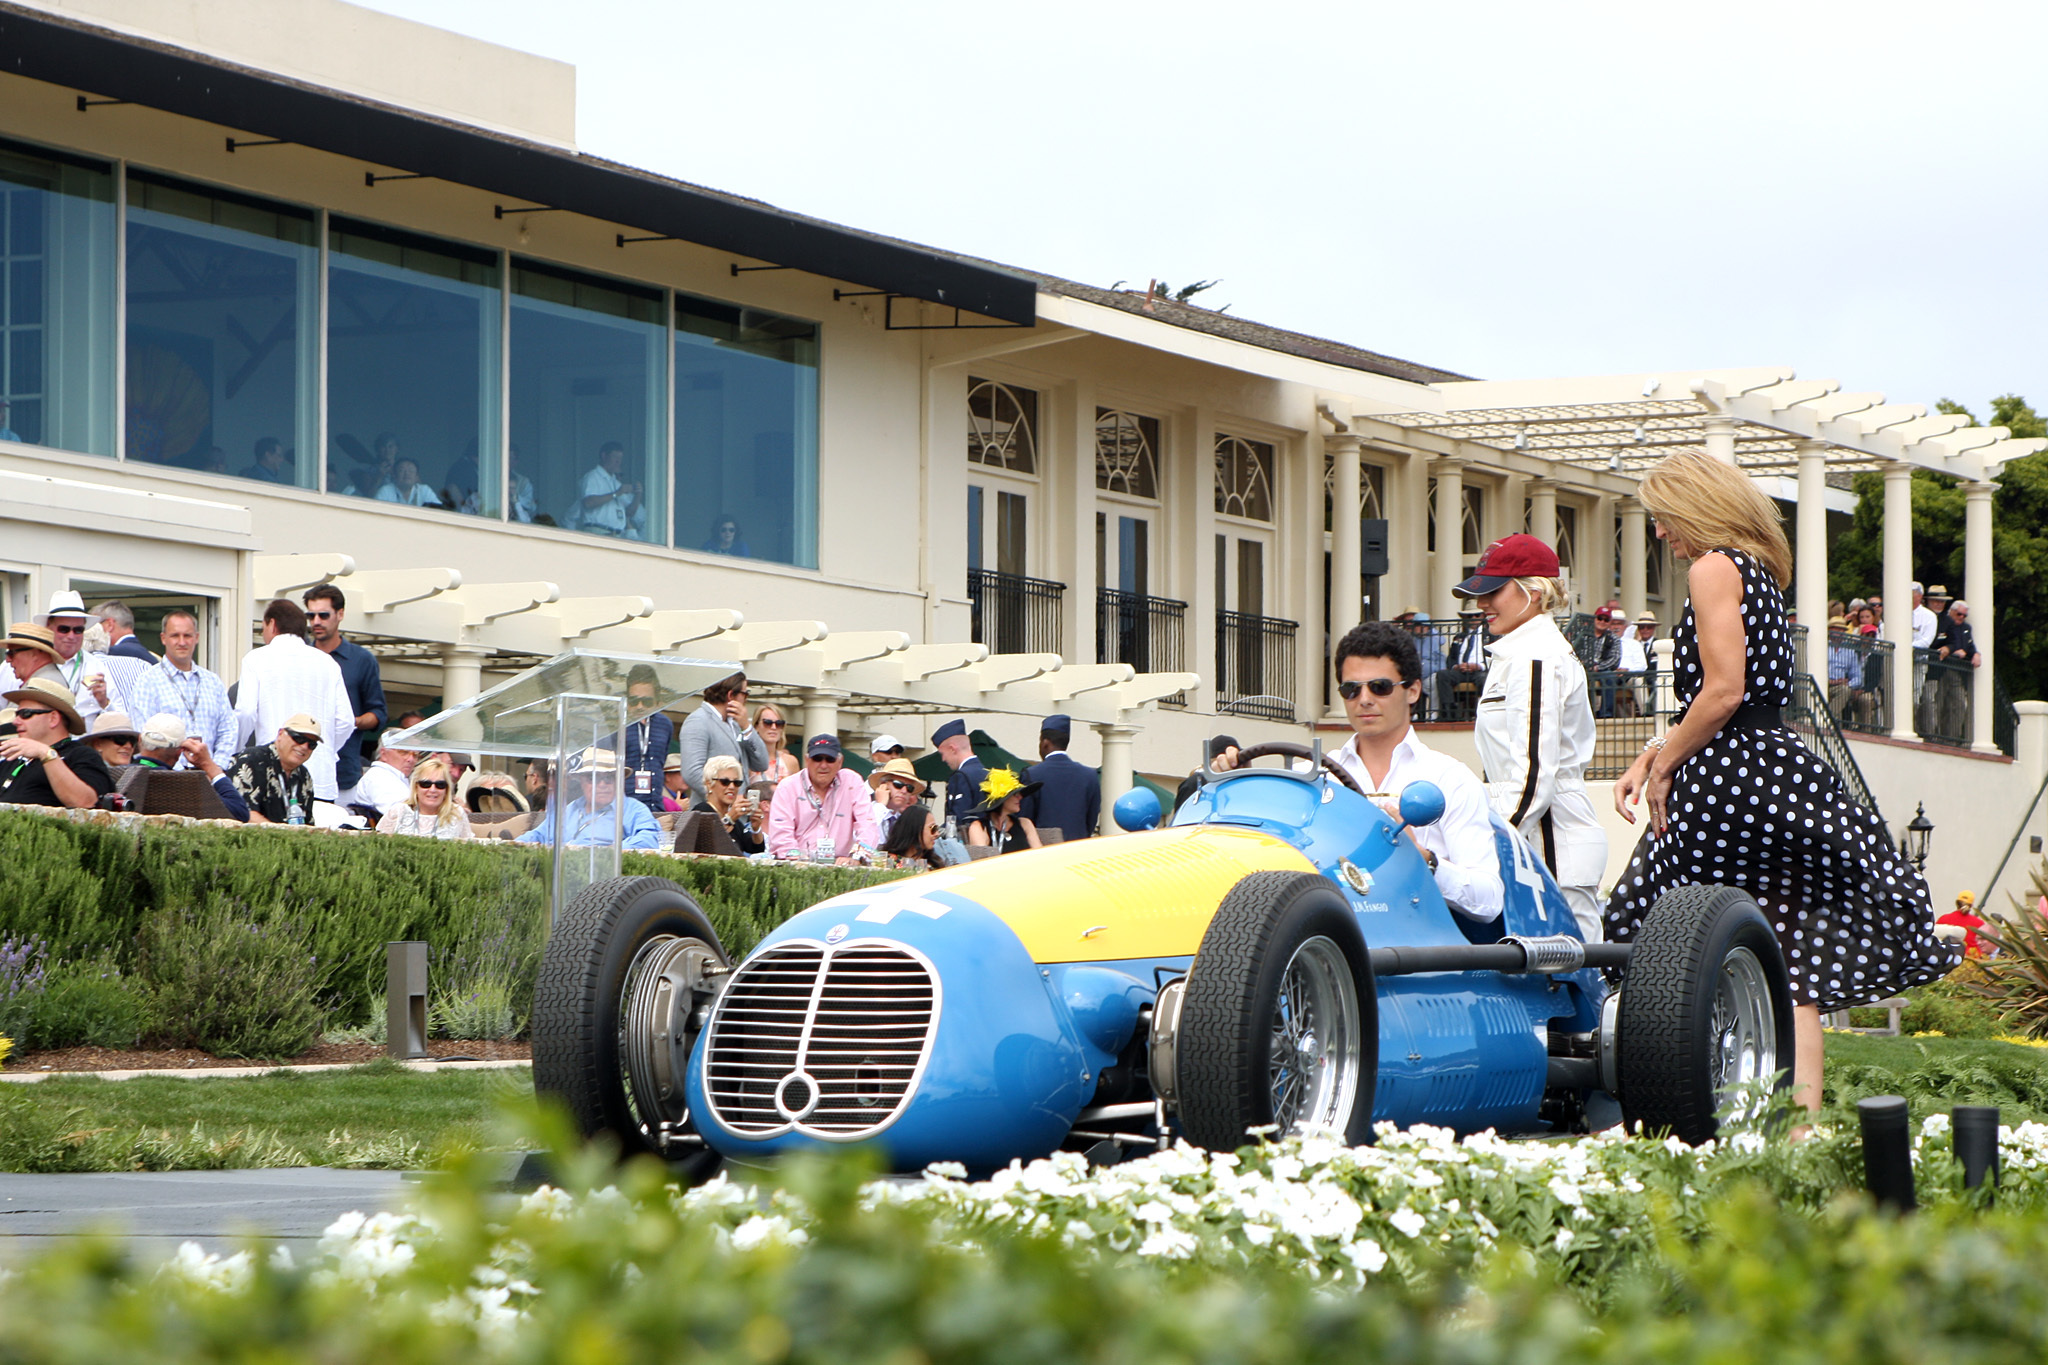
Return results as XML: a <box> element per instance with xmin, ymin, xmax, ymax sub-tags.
<box><xmin>703</xmin><ymin>671</ymin><xmax>748</xmax><ymax>705</ymax></box>
<box><xmin>1333</xmin><ymin>621</ymin><xmax>1421</xmax><ymax>686</ymax></box>
<box><xmin>599</xmin><ymin>440</ymin><xmax>626</xmax><ymax>458</ymax></box>
<box><xmin>253</xmin><ymin>436</ymin><xmax>282</xmax><ymax>461</ymax></box>
<box><xmin>395</xmin><ymin>710</ymin><xmax>428</xmax><ymax>729</ymax></box>
<box><xmin>263</xmin><ymin>598</ymin><xmax>310</xmax><ymax>641</ymax></box>
<box><xmin>626</xmin><ymin>663</ymin><xmax>659</xmax><ymax>692</ymax></box>
<box><xmin>303</xmin><ymin>583</ymin><xmax>346</xmax><ymax>613</ymax></box>
<box><xmin>880</xmin><ymin>803</ymin><xmax>938</xmax><ymax>865</ymax></box>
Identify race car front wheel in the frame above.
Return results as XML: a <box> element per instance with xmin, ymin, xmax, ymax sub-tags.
<box><xmin>532</xmin><ymin>875</ymin><xmax>728</xmax><ymax>1179</ymax></box>
<box><xmin>1173</xmin><ymin>871</ymin><xmax>1377</xmax><ymax>1151</ymax></box>
<box><xmin>1614</xmin><ymin>884</ymin><xmax>1794</xmax><ymax>1145</ymax></box>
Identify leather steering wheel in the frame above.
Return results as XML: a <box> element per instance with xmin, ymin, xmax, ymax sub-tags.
<box><xmin>1230</xmin><ymin>740</ymin><xmax>1368</xmax><ymax>799</ymax></box>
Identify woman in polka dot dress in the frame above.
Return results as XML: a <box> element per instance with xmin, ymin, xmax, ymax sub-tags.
<box><xmin>1604</xmin><ymin>450</ymin><xmax>1956</xmax><ymax>1123</ymax></box>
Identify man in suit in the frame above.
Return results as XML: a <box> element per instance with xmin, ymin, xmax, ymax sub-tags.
<box><xmin>934</xmin><ymin>718</ymin><xmax>989</xmax><ymax>829</ymax></box>
<box><xmin>1434</xmin><ymin>605</ymin><xmax>1491</xmax><ymax>722</ymax></box>
<box><xmin>1024</xmin><ymin>714</ymin><xmax>1100</xmax><ymax>841</ymax></box>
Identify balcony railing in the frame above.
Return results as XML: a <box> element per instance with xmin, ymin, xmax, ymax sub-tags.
<box><xmin>1913</xmin><ymin>646</ymin><xmax>2018</xmax><ymax>756</ymax></box>
<box><xmin>1815</xmin><ymin>632</ymin><xmax>1897</xmax><ymax>738</ymax></box>
<box><xmin>1097</xmin><ymin>588</ymin><xmax>1188</xmax><ymax>704</ymax></box>
<box><xmin>967</xmin><ymin>569</ymin><xmax>1065</xmax><ymax>657</ymax></box>
<box><xmin>1216</xmin><ymin>611</ymin><xmax>1299</xmax><ymax>722</ymax></box>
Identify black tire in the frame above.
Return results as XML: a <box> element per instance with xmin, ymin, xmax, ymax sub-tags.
<box><xmin>1615</xmin><ymin>884</ymin><xmax>1794</xmax><ymax>1146</ymax></box>
<box><xmin>531</xmin><ymin>875</ymin><xmax>728</xmax><ymax>1178</ymax></box>
<box><xmin>1175</xmin><ymin>871</ymin><xmax>1376</xmax><ymax>1151</ymax></box>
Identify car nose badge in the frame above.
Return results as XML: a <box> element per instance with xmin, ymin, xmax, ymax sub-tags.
<box><xmin>1338</xmin><ymin>860</ymin><xmax>1371</xmax><ymax>894</ymax></box>
<box><xmin>825</xmin><ymin>923</ymin><xmax>849</xmax><ymax>944</ymax></box>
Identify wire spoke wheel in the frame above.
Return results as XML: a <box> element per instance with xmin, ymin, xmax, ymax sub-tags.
<box><xmin>1709</xmin><ymin>946</ymin><xmax>1778</xmax><ymax>1121</ymax></box>
<box><xmin>1264</xmin><ymin>937</ymin><xmax>1362</xmax><ymax>1135</ymax></box>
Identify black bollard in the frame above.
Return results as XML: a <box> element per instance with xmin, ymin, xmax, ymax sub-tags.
<box><xmin>1858</xmin><ymin>1096</ymin><xmax>1917</xmax><ymax>1213</ymax></box>
<box><xmin>1953</xmin><ymin>1105</ymin><xmax>2001</xmax><ymax>1193</ymax></box>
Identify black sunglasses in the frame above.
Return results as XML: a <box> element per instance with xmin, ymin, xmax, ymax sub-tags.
<box><xmin>416</xmin><ymin>779</ymin><xmax>449</xmax><ymax>789</ymax></box>
<box><xmin>50</xmin><ymin>623</ymin><xmax>85</xmax><ymax>635</ymax></box>
<box><xmin>306</xmin><ymin>609</ymin><xmax>335</xmax><ymax>620</ymax></box>
<box><xmin>756</xmin><ymin>717</ymin><xmax>785</xmax><ymax>728</ymax></box>
<box><xmin>710</xmin><ymin>777</ymin><xmax>742</xmax><ymax>787</ymax></box>
<box><xmin>1337</xmin><ymin>678</ymin><xmax>1404</xmax><ymax>701</ymax></box>
<box><xmin>886</xmin><ymin>779</ymin><xmax>920</xmax><ymax>794</ymax></box>
<box><xmin>285</xmin><ymin>729</ymin><xmax>321</xmax><ymax>747</ymax></box>
<box><xmin>12</xmin><ymin>706</ymin><xmax>54</xmax><ymax>721</ymax></box>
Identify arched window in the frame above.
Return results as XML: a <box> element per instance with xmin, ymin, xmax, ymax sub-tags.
<box><xmin>967</xmin><ymin>377</ymin><xmax>1037</xmax><ymax>473</ymax></box>
<box><xmin>1214</xmin><ymin>434</ymin><xmax>1274</xmax><ymax>521</ymax></box>
<box><xmin>1095</xmin><ymin>408</ymin><xmax>1159</xmax><ymax>498</ymax></box>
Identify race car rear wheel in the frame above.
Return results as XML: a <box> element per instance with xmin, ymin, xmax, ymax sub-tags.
<box><xmin>1174</xmin><ymin>871</ymin><xmax>1376</xmax><ymax>1151</ymax></box>
<box><xmin>1614</xmin><ymin>884</ymin><xmax>1793</xmax><ymax>1145</ymax></box>
<box><xmin>532</xmin><ymin>875</ymin><xmax>728</xmax><ymax>1178</ymax></box>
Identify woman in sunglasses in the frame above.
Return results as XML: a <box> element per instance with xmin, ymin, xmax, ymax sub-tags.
<box><xmin>1452</xmin><ymin>534</ymin><xmax>1607</xmax><ymax>942</ymax></box>
<box><xmin>376</xmin><ymin>756</ymin><xmax>474</xmax><ymax>840</ymax></box>
<box><xmin>690</xmin><ymin>754</ymin><xmax>763</xmax><ymax>854</ymax></box>
<box><xmin>750</xmin><ymin>703</ymin><xmax>799</xmax><ymax>782</ymax></box>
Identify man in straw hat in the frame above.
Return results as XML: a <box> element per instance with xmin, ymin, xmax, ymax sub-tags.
<box><xmin>224</xmin><ymin>712</ymin><xmax>323</xmax><ymax>825</ymax></box>
<box><xmin>0</xmin><ymin>676</ymin><xmax>117</xmax><ymax>808</ymax></box>
<box><xmin>0</xmin><ymin>622</ymin><xmax>65</xmax><ymax>700</ymax></box>
<box><xmin>517</xmin><ymin>745</ymin><xmax>661</xmax><ymax>850</ymax></box>
<box><xmin>867</xmin><ymin>755</ymin><xmax>928</xmax><ymax>843</ymax></box>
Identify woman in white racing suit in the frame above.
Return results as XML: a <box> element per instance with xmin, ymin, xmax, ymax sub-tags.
<box><xmin>1452</xmin><ymin>534</ymin><xmax>1609</xmax><ymax>941</ymax></box>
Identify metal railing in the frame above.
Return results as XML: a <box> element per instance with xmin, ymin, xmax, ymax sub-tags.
<box><xmin>967</xmin><ymin>569</ymin><xmax>1065</xmax><ymax>657</ymax></box>
<box><xmin>1216</xmin><ymin>611</ymin><xmax>1299</xmax><ymax>721</ymax></box>
<box><xmin>1098</xmin><ymin>589</ymin><xmax>1188</xmax><ymax>706</ymax></box>
<box><xmin>1407</xmin><ymin>618</ymin><xmax>1494</xmax><ymax>723</ymax></box>
<box><xmin>1814</xmin><ymin>632</ymin><xmax>1896</xmax><ymax>737</ymax></box>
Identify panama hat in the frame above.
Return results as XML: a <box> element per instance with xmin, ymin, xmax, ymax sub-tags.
<box><xmin>3</xmin><ymin>676</ymin><xmax>84</xmax><ymax>735</ymax></box>
<box><xmin>33</xmin><ymin>590</ymin><xmax>88</xmax><ymax>626</ymax></box>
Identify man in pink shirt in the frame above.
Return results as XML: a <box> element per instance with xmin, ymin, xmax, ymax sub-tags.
<box><xmin>766</xmin><ymin>734</ymin><xmax>879</xmax><ymax>863</ymax></box>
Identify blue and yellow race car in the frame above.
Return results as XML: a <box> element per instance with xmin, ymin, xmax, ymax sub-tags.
<box><xmin>534</xmin><ymin>742</ymin><xmax>1794</xmax><ymax>1173</ymax></box>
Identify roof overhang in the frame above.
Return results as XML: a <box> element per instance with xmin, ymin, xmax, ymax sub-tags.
<box><xmin>1364</xmin><ymin>369</ymin><xmax>2047</xmax><ymax>484</ymax></box>
<box><xmin>0</xmin><ymin>2</ymin><xmax>1038</xmax><ymax>325</ymax></box>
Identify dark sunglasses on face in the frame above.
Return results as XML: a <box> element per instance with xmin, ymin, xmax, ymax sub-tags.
<box><xmin>306</xmin><ymin>610</ymin><xmax>335</xmax><ymax>620</ymax></box>
<box><xmin>285</xmin><ymin>729</ymin><xmax>321</xmax><ymax>747</ymax></box>
<box><xmin>417</xmin><ymin>779</ymin><xmax>449</xmax><ymax>789</ymax></box>
<box><xmin>1337</xmin><ymin>677</ymin><xmax>1404</xmax><ymax>701</ymax></box>
<box><xmin>809</xmin><ymin>754</ymin><xmax>840</xmax><ymax>763</ymax></box>
<box><xmin>51</xmin><ymin>624</ymin><xmax>85</xmax><ymax>635</ymax></box>
<box><xmin>757</xmin><ymin>717</ymin><xmax>784</xmax><ymax>728</ymax></box>
<box><xmin>711</xmin><ymin>777</ymin><xmax>742</xmax><ymax>787</ymax></box>
<box><xmin>12</xmin><ymin>706</ymin><xmax>54</xmax><ymax>721</ymax></box>
<box><xmin>886</xmin><ymin>779</ymin><xmax>919</xmax><ymax>794</ymax></box>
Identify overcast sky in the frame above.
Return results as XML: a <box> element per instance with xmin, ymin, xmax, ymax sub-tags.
<box><xmin>363</xmin><ymin>0</ymin><xmax>2048</xmax><ymax>415</ymax></box>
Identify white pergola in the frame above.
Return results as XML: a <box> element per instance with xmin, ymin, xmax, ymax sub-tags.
<box><xmin>254</xmin><ymin>554</ymin><xmax>1200</xmax><ymax>827</ymax></box>
<box><xmin>1333</xmin><ymin>368</ymin><xmax>2047</xmax><ymax>754</ymax></box>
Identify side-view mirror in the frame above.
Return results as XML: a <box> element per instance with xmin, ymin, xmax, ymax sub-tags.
<box><xmin>1397</xmin><ymin>781</ymin><xmax>1446</xmax><ymax>831</ymax></box>
<box><xmin>1114</xmin><ymin>786</ymin><xmax>1162</xmax><ymax>832</ymax></box>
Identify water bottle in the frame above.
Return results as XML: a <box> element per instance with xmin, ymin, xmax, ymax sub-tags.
<box><xmin>286</xmin><ymin>797</ymin><xmax>306</xmax><ymax>826</ymax></box>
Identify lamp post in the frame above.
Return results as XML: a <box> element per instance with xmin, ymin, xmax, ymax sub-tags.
<box><xmin>1900</xmin><ymin>802</ymin><xmax>1935</xmax><ymax>873</ymax></box>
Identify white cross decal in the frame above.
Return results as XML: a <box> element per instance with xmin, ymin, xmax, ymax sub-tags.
<box><xmin>843</xmin><ymin>872</ymin><xmax>975</xmax><ymax>924</ymax></box>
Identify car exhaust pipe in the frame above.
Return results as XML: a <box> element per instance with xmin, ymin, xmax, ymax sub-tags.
<box><xmin>1369</xmin><ymin>938</ymin><xmax>1632</xmax><ymax>978</ymax></box>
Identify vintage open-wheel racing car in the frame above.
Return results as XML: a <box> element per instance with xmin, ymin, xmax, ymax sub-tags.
<box><xmin>532</xmin><ymin>741</ymin><xmax>1796</xmax><ymax>1173</ymax></box>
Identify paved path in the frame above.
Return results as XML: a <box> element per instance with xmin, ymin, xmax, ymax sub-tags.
<box><xmin>0</xmin><ymin>1168</ymin><xmax>416</xmax><ymax>1266</ymax></box>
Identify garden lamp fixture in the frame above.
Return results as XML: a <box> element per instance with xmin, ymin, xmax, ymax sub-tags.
<box><xmin>1900</xmin><ymin>802</ymin><xmax>1934</xmax><ymax>872</ymax></box>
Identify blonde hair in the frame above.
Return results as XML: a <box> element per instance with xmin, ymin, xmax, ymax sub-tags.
<box><xmin>1511</xmin><ymin>576</ymin><xmax>1566</xmax><ymax>613</ymax></box>
<box><xmin>409</xmin><ymin>757</ymin><xmax>460</xmax><ymax>829</ymax></box>
<box><xmin>701</xmin><ymin>754</ymin><xmax>743</xmax><ymax>784</ymax></box>
<box><xmin>1635</xmin><ymin>450</ymin><xmax>1792</xmax><ymax>585</ymax></box>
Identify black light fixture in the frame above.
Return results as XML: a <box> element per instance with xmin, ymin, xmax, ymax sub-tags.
<box><xmin>1901</xmin><ymin>802</ymin><xmax>1935</xmax><ymax>872</ymax></box>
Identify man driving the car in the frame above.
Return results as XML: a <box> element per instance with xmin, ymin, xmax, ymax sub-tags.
<box><xmin>1324</xmin><ymin>620</ymin><xmax>1504</xmax><ymax>922</ymax></box>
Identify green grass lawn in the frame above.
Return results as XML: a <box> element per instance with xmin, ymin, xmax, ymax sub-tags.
<box><xmin>7</xmin><ymin>1036</ymin><xmax>2048</xmax><ymax>1174</ymax></box>
<box><xmin>0</xmin><ymin>1060</ymin><xmax>534</xmax><ymax>1172</ymax></box>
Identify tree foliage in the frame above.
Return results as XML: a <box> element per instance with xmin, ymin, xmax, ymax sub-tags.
<box><xmin>1830</xmin><ymin>394</ymin><xmax>2048</xmax><ymax>700</ymax></box>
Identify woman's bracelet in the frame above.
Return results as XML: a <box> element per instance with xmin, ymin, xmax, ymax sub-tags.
<box><xmin>1641</xmin><ymin>735</ymin><xmax>1667</xmax><ymax>754</ymax></box>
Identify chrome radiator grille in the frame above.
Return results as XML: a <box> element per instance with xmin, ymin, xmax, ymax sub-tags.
<box><xmin>701</xmin><ymin>940</ymin><xmax>939</xmax><ymax>1140</ymax></box>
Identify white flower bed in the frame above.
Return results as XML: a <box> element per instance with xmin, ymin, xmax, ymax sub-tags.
<box><xmin>159</xmin><ymin>1115</ymin><xmax>2048</xmax><ymax>1312</ymax></box>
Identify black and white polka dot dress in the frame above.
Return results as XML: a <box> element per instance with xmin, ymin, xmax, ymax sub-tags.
<box><xmin>1602</xmin><ymin>548</ymin><xmax>1957</xmax><ymax>1010</ymax></box>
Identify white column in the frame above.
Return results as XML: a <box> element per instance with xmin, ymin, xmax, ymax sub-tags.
<box><xmin>1588</xmin><ymin>492</ymin><xmax>1616</xmax><ymax>612</ymax></box>
<box><xmin>1054</xmin><ymin>381</ymin><xmax>1097</xmax><ymax>666</ymax></box>
<box><xmin>1619</xmin><ymin>496</ymin><xmax>1648</xmax><ymax>620</ymax></box>
<box><xmin>1387</xmin><ymin>448</ymin><xmax>1429</xmax><ymax>619</ymax></box>
<box><xmin>1094</xmin><ymin>722</ymin><xmax>1138</xmax><ymax>834</ymax></box>
<box><xmin>801</xmin><ymin>688</ymin><xmax>848</xmax><ymax>748</ymax></box>
<box><xmin>1881</xmin><ymin>462</ymin><xmax>1916</xmax><ymax>740</ymax></box>
<box><xmin>1527</xmin><ymin>478</ymin><xmax>1558</xmax><ymax>546</ymax></box>
<box><xmin>1794</xmin><ymin>441</ymin><xmax>1830</xmax><ymax>684</ymax></box>
<box><xmin>1703</xmin><ymin>416</ymin><xmax>1737</xmax><ymax>464</ymax></box>
<box><xmin>1187</xmin><ymin>408</ymin><xmax>1219</xmax><ymax>713</ymax></box>
<box><xmin>1966</xmin><ymin>479</ymin><xmax>1998</xmax><ymax>754</ymax></box>
<box><xmin>1430</xmin><ymin>458</ymin><xmax>1464</xmax><ymax>621</ymax></box>
<box><xmin>1328</xmin><ymin>434</ymin><xmax>1363</xmax><ymax>706</ymax></box>
<box><xmin>439</xmin><ymin>645</ymin><xmax>489</xmax><ymax>708</ymax></box>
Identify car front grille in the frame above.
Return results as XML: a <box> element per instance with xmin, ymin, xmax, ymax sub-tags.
<box><xmin>701</xmin><ymin>940</ymin><xmax>940</xmax><ymax>1140</ymax></box>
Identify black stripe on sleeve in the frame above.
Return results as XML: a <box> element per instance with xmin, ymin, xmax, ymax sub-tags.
<box><xmin>1510</xmin><ymin>660</ymin><xmax>1544</xmax><ymax>827</ymax></box>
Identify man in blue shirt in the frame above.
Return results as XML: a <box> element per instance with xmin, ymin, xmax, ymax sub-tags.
<box><xmin>618</xmin><ymin>664</ymin><xmax>674</xmax><ymax>816</ymax></box>
<box><xmin>518</xmin><ymin>747</ymin><xmax>662</xmax><ymax>850</ymax></box>
<box><xmin>303</xmin><ymin>584</ymin><xmax>387</xmax><ymax>804</ymax></box>
<box><xmin>1824</xmin><ymin>615</ymin><xmax>1871</xmax><ymax>725</ymax></box>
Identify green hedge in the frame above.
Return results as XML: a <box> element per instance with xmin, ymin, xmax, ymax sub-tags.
<box><xmin>0</xmin><ymin>810</ymin><xmax>903</xmax><ymax>1049</ymax></box>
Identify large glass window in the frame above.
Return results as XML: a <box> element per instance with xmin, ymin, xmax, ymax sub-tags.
<box><xmin>512</xmin><ymin>259</ymin><xmax>666</xmax><ymax>541</ymax></box>
<box><xmin>125</xmin><ymin>172</ymin><xmax>316</xmax><ymax>483</ymax></box>
<box><xmin>675</xmin><ymin>295</ymin><xmax>818</xmax><ymax>566</ymax></box>
<box><xmin>328</xmin><ymin>217</ymin><xmax>500</xmax><ymax>514</ymax></box>
<box><xmin>0</xmin><ymin>137</ymin><xmax>115</xmax><ymax>456</ymax></box>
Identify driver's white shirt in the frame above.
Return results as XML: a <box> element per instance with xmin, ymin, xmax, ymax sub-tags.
<box><xmin>1327</xmin><ymin>727</ymin><xmax>1505</xmax><ymax>921</ymax></box>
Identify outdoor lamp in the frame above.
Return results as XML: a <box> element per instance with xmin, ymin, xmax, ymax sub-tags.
<box><xmin>1899</xmin><ymin>802</ymin><xmax>1934</xmax><ymax>872</ymax></box>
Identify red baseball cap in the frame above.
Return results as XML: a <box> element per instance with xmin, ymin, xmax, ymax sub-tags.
<box><xmin>1452</xmin><ymin>534</ymin><xmax>1562</xmax><ymax>598</ymax></box>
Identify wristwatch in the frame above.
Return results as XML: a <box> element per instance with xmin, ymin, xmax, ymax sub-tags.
<box><xmin>39</xmin><ymin>746</ymin><xmax>61</xmax><ymax>764</ymax></box>
<box><xmin>1422</xmin><ymin>849</ymin><xmax>1438</xmax><ymax>873</ymax></box>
